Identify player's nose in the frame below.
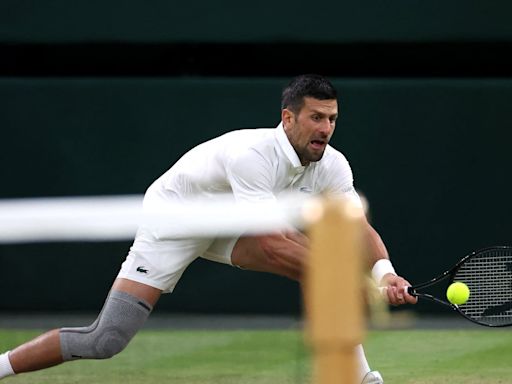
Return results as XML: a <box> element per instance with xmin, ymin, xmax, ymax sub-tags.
<box><xmin>317</xmin><ymin>119</ymin><xmax>333</xmax><ymax>136</ymax></box>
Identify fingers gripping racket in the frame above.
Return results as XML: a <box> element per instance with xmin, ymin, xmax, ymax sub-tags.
<box><xmin>407</xmin><ymin>246</ymin><xmax>512</xmax><ymax>327</ymax></box>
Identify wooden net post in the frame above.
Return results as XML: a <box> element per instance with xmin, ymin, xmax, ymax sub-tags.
<box><xmin>304</xmin><ymin>196</ymin><xmax>366</xmax><ymax>384</ymax></box>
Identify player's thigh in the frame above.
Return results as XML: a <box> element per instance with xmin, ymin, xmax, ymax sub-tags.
<box><xmin>230</xmin><ymin>233</ymin><xmax>307</xmax><ymax>280</ymax></box>
<box><xmin>226</xmin><ymin>236</ymin><xmax>278</xmax><ymax>273</ymax></box>
<box><xmin>111</xmin><ymin>278</ymin><xmax>162</xmax><ymax>307</ymax></box>
<box><xmin>201</xmin><ymin>235</ymin><xmax>273</xmax><ymax>273</ymax></box>
<box><xmin>202</xmin><ymin>237</ymin><xmax>240</xmax><ymax>266</ymax></box>
<box><xmin>203</xmin><ymin>235</ymin><xmax>305</xmax><ymax>280</ymax></box>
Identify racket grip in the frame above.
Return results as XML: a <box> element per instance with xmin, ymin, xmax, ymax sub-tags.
<box><xmin>378</xmin><ymin>286</ymin><xmax>415</xmax><ymax>296</ymax></box>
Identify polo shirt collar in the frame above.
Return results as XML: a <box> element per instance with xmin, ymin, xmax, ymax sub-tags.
<box><xmin>276</xmin><ymin>122</ymin><xmax>306</xmax><ymax>171</ymax></box>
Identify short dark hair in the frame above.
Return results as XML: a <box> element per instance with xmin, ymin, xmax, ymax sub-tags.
<box><xmin>281</xmin><ymin>74</ymin><xmax>337</xmax><ymax>113</ymax></box>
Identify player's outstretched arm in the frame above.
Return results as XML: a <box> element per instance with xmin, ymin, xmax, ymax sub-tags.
<box><xmin>364</xmin><ymin>221</ymin><xmax>417</xmax><ymax>306</ymax></box>
<box><xmin>232</xmin><ymin>220</ymin><xmax>417</xmax><ymax>307</ymax></box>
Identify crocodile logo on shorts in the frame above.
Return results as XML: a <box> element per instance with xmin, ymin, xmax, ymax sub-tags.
<box><xmin>136</xmin><ymin>266</ymin><xmax>148</xmax><ymax>274</ymax></box>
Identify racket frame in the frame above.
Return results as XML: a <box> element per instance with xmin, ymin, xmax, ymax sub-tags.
<box><xmin>407</xmin><ymin>246</ymin><xmax>512</xmax><ymax>327</ymax></box>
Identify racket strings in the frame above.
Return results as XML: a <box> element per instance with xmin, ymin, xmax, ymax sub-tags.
<box><xmin>454</xmin><ymin>248</ymin><xmax>512</xmax><ymax>326</ymax></box>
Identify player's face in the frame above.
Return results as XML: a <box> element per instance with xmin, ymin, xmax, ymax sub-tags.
<box><xmin>282</xmin><ymin>97</ymin><xmax>338</xmax><ymax>166</ymax></box>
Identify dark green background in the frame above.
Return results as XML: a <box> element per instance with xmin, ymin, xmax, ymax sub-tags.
<box><xmin>1</xmin><ymin>1</ymin><xmax>511</xmax><ymax>315</ymax></box>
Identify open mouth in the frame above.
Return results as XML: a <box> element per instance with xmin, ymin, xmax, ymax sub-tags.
<box><xmin>310</xmin><ymin>139</ymin><xmax>326</xmax><ymax>150</ymax></box>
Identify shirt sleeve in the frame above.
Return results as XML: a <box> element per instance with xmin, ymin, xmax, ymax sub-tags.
<box><xmin>320</xmin><ymin>150</ymin><xmax>363</xmax><ymax>208</ymax></box>
<box><xmin>226</xmin><ymin>148</ymin><xmax>276</xmax><ymax>203</ymax></box>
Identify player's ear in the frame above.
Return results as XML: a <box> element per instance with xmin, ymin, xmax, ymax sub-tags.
<box><xmin>281</xmin><ymin>108</ymin><xmax>295</xmax><ymax>127</ymax></box>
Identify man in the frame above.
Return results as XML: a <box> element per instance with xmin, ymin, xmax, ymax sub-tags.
<box><xmin>0</xmin><ymin>74</ymin><xmax>416</xmax><ymax>383</ymax></box>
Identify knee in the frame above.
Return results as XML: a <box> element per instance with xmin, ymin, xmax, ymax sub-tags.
<box><xmin>59</xmin><ymin>290</ymin><xmax>153</xmax><ymax>361</ymax></box>
<box><xmin>60</xmin><ymin>323</ymin><xmax>133</xmax><ymax>360</ymax></box>
<box><xmin>90</xmin><ymin>325</ymin><xmax>132</xmax><ymax>359</ymax></box>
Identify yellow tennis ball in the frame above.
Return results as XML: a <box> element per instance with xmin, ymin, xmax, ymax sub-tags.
<box><xmin>446</xmin><ymin>282</ymin><xmax>470</xmax><ymax>305</ymax></box>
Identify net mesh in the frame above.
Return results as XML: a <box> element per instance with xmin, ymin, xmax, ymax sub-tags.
<box><xmin>454</xmin><ymin>247</ymin><xmax>512</xmax><ymax>326</ymax></box>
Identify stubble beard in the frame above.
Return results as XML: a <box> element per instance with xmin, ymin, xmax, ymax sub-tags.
<box><xmin>297</xmin><ymin>145</ymin><xmax>325</xmax><ymax>165</ymax></box>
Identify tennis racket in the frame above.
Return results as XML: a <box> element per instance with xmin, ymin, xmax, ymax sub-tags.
<box><xmin>404</xmin><ymin>246</ymin><xmax>512</xmax><ymax>327</ymax></box>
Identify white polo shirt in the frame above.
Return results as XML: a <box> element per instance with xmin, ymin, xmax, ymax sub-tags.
<box><xmin>118</xmin><ymin>123</ymin><xmax>360</xmax><ymax>293</ymax></box>
<box><xmin>150</xmin><ymin>122</ymin><xmax>358</xmax><ymax>203</ymax></box>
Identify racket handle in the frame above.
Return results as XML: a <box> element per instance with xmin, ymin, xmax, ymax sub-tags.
<box><xmin>378</xmin><ymin>286</ymin><xmax>415</xmax><ymax>296</ymax></box>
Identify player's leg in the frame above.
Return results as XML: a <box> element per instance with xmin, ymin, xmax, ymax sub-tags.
<box><xmin>229</xmin><ymin>230</ymin><xmax>309</xmax><ymax>281</ymax></box>
<box><xmin>1</xmin><ymin>226</ymin><xmax>210</xmax><ymax>380</ymax></box>
<box><xmin>355</xmin><ymin>344</ymin><xmax>383</xmax><ymax>383</ymax></box>
<box><xmin>0</xmin><ymin>279</ymin><xmax>161</xmax><ymax>379</ymax></box>
<box><xmin>59</xmin><ymin>279</ymin><xmax>160</xmax><ymax>361</ymax></box>
<box><xmin>361</xmin><ymin>370</ymin><xmax>384</xmax><ymax>384</ymax></box>
<box><xmin>203</xmin><ymin>236</ymin><xmax>382</xmax><ymax>384</ymax></box>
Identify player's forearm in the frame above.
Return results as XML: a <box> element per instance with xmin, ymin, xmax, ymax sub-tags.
<box><xmin>365</xmin><ymin>221</ymin><xmax>401</xmax><ymax>286</ymax></box>
<box><xmin>365</xmin><ymin>222</ymin><xmax>389</xmax><ymax>267</ymax></box>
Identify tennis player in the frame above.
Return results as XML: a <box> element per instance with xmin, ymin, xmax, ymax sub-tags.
<box><xmin>0</xmin><ymin>74</ymin><xmax>416</xmax><ymax>384</ymax></box>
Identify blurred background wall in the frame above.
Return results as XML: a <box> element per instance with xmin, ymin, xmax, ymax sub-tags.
<box><xmin>1</xmin><ymin>1</ymin><xmax>511</xmax><ymax>315</ymax></box>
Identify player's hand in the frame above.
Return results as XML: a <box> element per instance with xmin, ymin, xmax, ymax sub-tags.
<box><xmin>381</xmin><ymin>273</ymin><xmax>418</xmax><ymax>306</ymax></box>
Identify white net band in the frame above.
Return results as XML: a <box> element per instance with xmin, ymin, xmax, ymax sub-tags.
<box><xmin>0</xmin><ymin>194</ymin><xmax>312</xmax><ymax>243</ymax></box>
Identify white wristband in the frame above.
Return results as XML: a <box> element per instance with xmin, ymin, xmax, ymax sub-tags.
<box><xmin>371</xmin><ymin>259</ymin><xmax>396</xmax><ymax>285</ymax></box>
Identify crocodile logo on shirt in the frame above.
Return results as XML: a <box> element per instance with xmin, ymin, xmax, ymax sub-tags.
<box><xmin>136</xmin><ymin>266</ymin><xmax>148</xmax><ymax>274</ymax></box>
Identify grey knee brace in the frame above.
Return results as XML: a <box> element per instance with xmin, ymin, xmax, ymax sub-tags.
<box><xmin>60</xmin><ymin>290</ymin><xmax>152</xmax><ymax>361</ymax></box>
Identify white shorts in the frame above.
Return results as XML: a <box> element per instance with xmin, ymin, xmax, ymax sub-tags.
<box><xmin>117</xmin><ymin>230</ymin><xmax>238</xmax><ymax>293</ymax></box>
<box><xmin>117</xmin><ymin>181</ymin><xmax>240</xmax><ymax>293</ymax></box>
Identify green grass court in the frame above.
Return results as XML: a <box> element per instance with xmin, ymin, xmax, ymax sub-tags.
<box><xmin>1</xmin><ymin>328</ymin><xmax>511</xmax><ymax>383</ymax></box>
